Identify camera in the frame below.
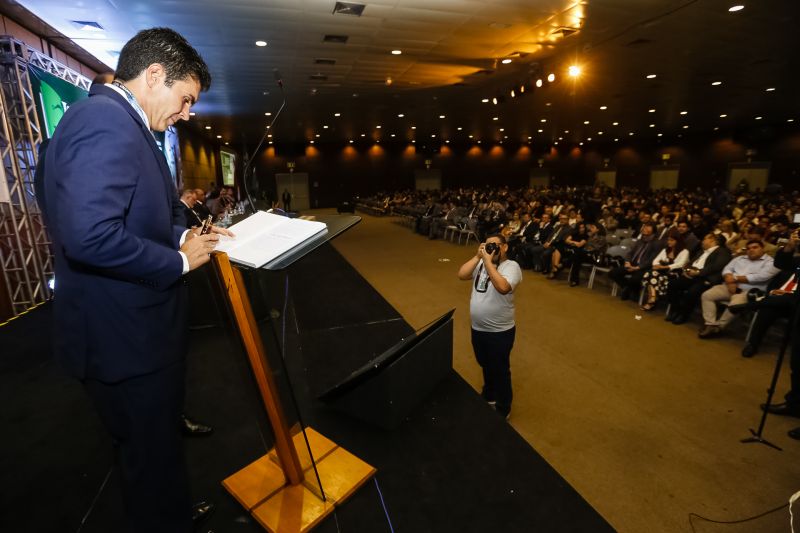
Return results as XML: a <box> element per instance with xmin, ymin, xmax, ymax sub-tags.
<box><xmin>484</xmin><ymin>242</ymin><xmax>499</xmax><ymax>255</ymax></box>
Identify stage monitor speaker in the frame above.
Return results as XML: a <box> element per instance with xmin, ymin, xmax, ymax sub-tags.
<box><xmin>318</xmin><ymin>309</ymin><xmax>454</xmax><ymax>430</ymax></box>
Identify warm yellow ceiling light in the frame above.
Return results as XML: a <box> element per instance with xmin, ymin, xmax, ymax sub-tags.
<box><xmin>567</xmin><ymin>65</ymin><xmax>581</xmax><ymax>77</ymax></box>
<box><xmin>728</xmin><ymin>5</ymin><xmax>744</xmax><ymax>12</ymax></box>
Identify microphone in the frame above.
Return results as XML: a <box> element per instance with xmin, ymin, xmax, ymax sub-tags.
<box><xmin>242</xmin><ymin>69</ymin><xmax>287</xmax><ymax>214</ymax></box>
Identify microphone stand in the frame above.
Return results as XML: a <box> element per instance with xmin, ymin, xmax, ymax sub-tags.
<box><xmin>241</xmin><ymin>75</ymin><xmax>286</xmax><ymax>214</ymax></box>
<box><xmin>741</xmin><ymin>261</ymin><xmax>800</xmax><ymax>451</ymax></box>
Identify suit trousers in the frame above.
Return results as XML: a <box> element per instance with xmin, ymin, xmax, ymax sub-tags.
<box><xmin>666</xmin><ymin>276</ymin><xmax>710</xmax><ymax>317</ymax></box>
<box><xmin>84</xmin><ymin>360</ymin><xmax>192</xmax><ymax>533</ymax></box>
<box><xmin>471</xmin><ymin>327</ymin><xmax>516</xmax><ymax>416</ymax></box>
<box><xmin>700</xmin><ymin>283</ymin><xmax>748</xmax><ymax>328</ymax></box>
<box><xmin>747</xmin><ymin>294</ymin><xmax>794</xmax><ymax>348</ymax></box>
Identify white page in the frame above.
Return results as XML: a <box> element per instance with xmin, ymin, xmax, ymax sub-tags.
<box><xmin>214</xmin><ymin>211</ymin><xmax>326</xmax><ymax>268</ymax></box>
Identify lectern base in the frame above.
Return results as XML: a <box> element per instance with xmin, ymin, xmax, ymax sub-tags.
<box><xmin>222</xmin><ymin>427</ymin><xmax>376</xmax><ymax>532</ymax></box>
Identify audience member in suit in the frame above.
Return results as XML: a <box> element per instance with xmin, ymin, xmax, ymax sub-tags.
<box><xmin>520</xmin><ymin>213</ymin><xmax>554</xmax><ymax>270</ymax></box>
<box><xmin>655</xmin><ymin>214</ymin><xmax>676</xmax><ymax>243</ymax></box>
<box><xmin>179</xmin><ymin>189</ymin><xmax>203</xmax><ymax>229</ymax></box>
<box><xmin>758</xmin><ymin>232</ymin><xmax>800</xmax><ymax>440</ymax></box>
<box><xmin>193</xmin><ymin>188</ymin><xmax>212</xmax><ymax>220</ymax></box>
<box><xmin>568</xmin><ymin>222</ymin><xmax>607</xmax><ymax>287</ymax></box>
<box><xmin>666</xmin><ymin>234</ymin><xmax>732</xmax><ymax>325</ymax></box>
<box><xmin>733</xmin><ymin>268</ymin><xmax>796</xmax><ymax>357</ymax></box>
<box><xmin>609</xmin><ymin>222</ymin><xmax>663</xmax><ymax>301</ymax></box>
<box><xmin>698</xmin><ymin>240</ymin><xmax>780</xmax><ymax>338</ymax></box>
<box><xmin>42</xmin><ymin>28</ymin><xmax>222</xmax><ymax>532</ymax></box>
<box><xmin>507</xmin><ymin>211</ymin><xmax>535</xmax><ymax>262</ymax></box>
<box><xmin>540</xmin><ymin>213</ymin><xmax>572</xmax><ymax>275</ymax></box>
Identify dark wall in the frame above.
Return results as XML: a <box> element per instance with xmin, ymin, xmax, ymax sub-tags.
<box><xmin>252</xmin><ymin>126</ymin><xmax>800</xmax><ymax>208</ymax></box>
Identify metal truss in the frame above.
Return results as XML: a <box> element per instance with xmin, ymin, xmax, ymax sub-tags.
<box><xmin>0</xmin><ymin>37</ymin><xmax>52</xmax><ymax>317</ymax></box>
<box><xmin>27</xmin><ymin>48</ymin><xmax>91</xmax><ymax>91</ymax></box>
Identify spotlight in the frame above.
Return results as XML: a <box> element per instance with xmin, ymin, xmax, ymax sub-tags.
<box><xmin>547</xmin><ymin>73</ymin><xmax>556</xmax><ymax>83</ymax></box>
<box><xmin>510</xmin><ymin>89</ymin><xmax>515</xmax><ymax>98</ymax></box>
<box><xmin>492</xmin><ymin>97</ymin><xmax>498</xmax><ymax>105</ymax></box>
<box><xmin>567</xmin><ymin>65</ymin><xmax>581</xmax><ymax>77</ymax></box>
<box><xmin>536</xmin><ymin>79</ymin><xmax>543</xmax><ymax>88</ymax></box>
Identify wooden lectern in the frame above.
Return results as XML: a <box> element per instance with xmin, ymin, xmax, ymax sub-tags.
<box><xmin>211</xmin><ymin>249</ymin><xmax>375</xmax><ymax>532</ymax></box>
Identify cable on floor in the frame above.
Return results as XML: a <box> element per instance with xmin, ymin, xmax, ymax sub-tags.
<box><xmin>688</xmin><ymin>501</ymin><xmax>789</xmax><ymax>532</ymax></box>
<box><xmin>75</xmin><ymin>466</ymin><xmax>113</xmax><ymax>533</ymax></box>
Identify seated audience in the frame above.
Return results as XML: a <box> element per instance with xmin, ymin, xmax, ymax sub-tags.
<box><xmin>609</xmin><ymin>222</ymin><xmax>663</xmax><ymax>301</ymax></box>
<box><xmin>568</xmin><ymin>222</ymin><xmax>607</xmax><ymax>287</ymax></box>
<box><xmin>666</xmin><ymin>234</ymin><xmax>732</xmax><ymax>324</ymax></box>
<box><xmin>698</xmin><ymin>240</ymin><xmax>780</xmax><ymax>338</ymax></box>
<box><xmin>640</xmin><ymin>231</ymin><xmax>689</xmax><ymax>311</ymax></box>
<box><xmin>551</xmin><ymin>222</ymin><xmax>588</xmax><ymax>280</ymax></box>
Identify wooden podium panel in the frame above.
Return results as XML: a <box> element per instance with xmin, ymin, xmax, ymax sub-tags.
<box><xmin>211</xmin><ymin>252</ymin><xmax>375</xmax><ymax>532</ymax></box>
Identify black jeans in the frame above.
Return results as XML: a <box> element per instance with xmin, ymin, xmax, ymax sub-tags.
<box><xmin>471</xmin><ymin>327</ymin><xmax>516</xmax><ymax>415</ymax></box>
<box><xmin>84</xmin><ymin>360</ymin><xmax>192</xmax><ymax>533</ymax></box>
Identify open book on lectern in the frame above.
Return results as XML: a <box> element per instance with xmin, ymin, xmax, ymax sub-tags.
<box><xmin>214</xmin><ymin>211</ymin><xmax>328</xmax><ymax>268</ymax></box>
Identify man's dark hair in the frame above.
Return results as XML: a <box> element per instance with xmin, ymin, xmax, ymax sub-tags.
<box><xmin>115</xmin><ymin>28</ymin><xmax>211</xmax><ymax>91</ymax></box>
<box><xmin>747</xmin><ymin>225</ymin><xmax>766</xmax><ymax>236</ymax></box>
<box><xmin>712</xmin><ymin>234</ymin><xmax>726</xmax><ymax>247</ymax></box>
<box><xmin>746</xmin><ymin>239</ymin><xmax>764</xmax><ymax>248</ymax></box>
<box><xmin>486</xmin><ymin>234</ymin><xmax>507</xmax><ymax>244</ymax></box>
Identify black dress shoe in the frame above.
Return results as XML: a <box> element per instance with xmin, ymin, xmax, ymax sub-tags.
<box><xmin>741</xmin><ymin>343</ymin><xmax>758</xmax><ymax>358</ymax></box>
<box><xmin>182</xmin><ymin>414</ymin><xmax>213</xmax><ymax>437</ymax></box>
<box><xmin>788</xmin><ymin>427</ymin><xmax>800</xmax><ymax>440</ymax></box>
<box><xmin>761</xmin><ymin>402</ymin><xmax>800</xmax><ymax>418</ymax></box>
<box><xmin>671</xmin><ymin>314</ymin><xmax>688</xmax><ymax>325</ymax></box>
<box><xmin>619</xmin><ymin>288</ymin><xmax>632</xmax><ymax>301</ymax></box>
<box><xmin>192</xmin><ymin>501</ymin><xmax>215</xmax><ymax>525</ymax></box>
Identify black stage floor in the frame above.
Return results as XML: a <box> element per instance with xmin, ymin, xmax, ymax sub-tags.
<box><xmin>0</xmin><ymin>244</ymin><xmax>612</xmax><ymax>532</ymax></box>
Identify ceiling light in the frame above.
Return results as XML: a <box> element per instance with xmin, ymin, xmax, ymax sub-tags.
<box><xmin>411</xmin><ymin>126</ymin><xmax>417</xmax><ymax>129</ymax></box>
<box><xmin>612</xmin><ymin>122</ymin><xmax>619</xmax><ymax>126</ymax></box>
<box><xmin>216</xmin><ymin>135</ymin><xmax>222</xmax><ymax>139</ymax></box>
<box><xmin>446</xmin><ymin>140</ymin><xmax>450</xmax><ymax>143</ymax></box>
<box><xmin>536</xmin><ymin>79</ymin><xmax>543</xmax><ymax>88</ymax></box>
<box><xmin>376</xmin><ymin>125</ymin><xmax>382</xmax><ymax>128</ymax></box>
<box><xmin>614</xmin><ymin>138</ymin><xmax>618</xmax><ymax>142</ymax></box>
<box><xmin>584</xmin><ymin>120</ymin><xmax>590</xmax><ymax>124</ymax></box>
<box><xmin>567</xmin><ymin>66</ymin><xmax>580</xmax><ymax>77</ymax></box>
<box><xmin>713</xmin><ymin>126</ymin><xmax>719</xmax><ymax>130</ymax></box>
<box><xmin>457</xmin><ymin>127</ymin><xmax>463</xmax><ymax>131</ymax></box>
<box><xmin>225</xmin><ymin>142</ymin><xmax>229</xmax><ymax>145</ymax></box>
<box><xmin>728</xmin><ymin>5</ymin><xmax>744</xmax><ymax>12</ymax></box>
<box><xmin>538</xmin><ymin>129</ymin><xmax>543</xmax><ymax>133</ymax></box>
<box><xmin>564</xmin><ymin>130</ymin><xmax>569</xmax><ymax>133</ymax></box>
<box><xmin>711</xmin><ymin>81</ymin><xmax>722</xmax><ymax>86</ymax></box>
<box><xmin>683</xmin><ymin>125</ymin><xmax>689</xmax><ymax>129</ymax></box>
<box><xmin>540</xmin><ymin>119</ymin><xmax>547</xmax><ymax>123</ymax></box>
<box><xmin>528</xmin><ymin>136</ymin><xmax>532</xmax><ymax>140</ymax></box>
<box><xmin>788</xmin><ymin>119</ymin><xmax>795</xmax><ymax>122</ymax></box>
<box><xmin>323</xmin><ymin>125</ymin><xmax>329</xmax><ymax>129</ymax></box>
<box><xmin>600</xmin><ymin>106</ymin><xmax>607</xmax><ymax>110</ymax></box>
<box><xmin>267</xmin><ymin>134</ymin><xmax>272</xmax><ymax>138</ymax></box>
<box><xmin>205</xmin><ymin>126</ymin><xmax>211</xmax><ymax>130</ymax></box>
<box><xmin>579</xmin><ymin>142</ymin><xmax>583</xmax><ymax>146</ymax></box>
<box><xmin>648</xmin><ymin>109</ymin><xmax>656</xmax><ymax>113</ymax></box>
<box><xmin>766</xmin><ymin>87</ymin><xmax>776</xmax><ymax>92</ymax></box>
<box><xmin>649</xmin><ymin>124</ymin><xmax>655</xmax><ymax>127</ymax></box>
<box><xmin>547</xmin><ymin>73</ymin><xmax>556</xmax><ymax>82</ymax></box>
<box><xmin>310</xmin><ymin>140</ymin><xmax>314</xmax><ymax>144</ymax></box>
<box><xmin>492</xmin><ymin>97</ymin><xmax>498</xmax><ymax>105</ymax></box>
<box><xmin>469</xmin><ymin>135</ymin><xmax>474</xmax><ymax>138</ymax></box>
<box><xmin>629</xmin><ymin>132</ymin><xmax>634</xmax><ymax>136</ymax></box>
<box><xmin>510</xmin><ymin>89</ymin><xmax>516</xmax><ymax>98</ymax></box>
<box><xmin>598</xmin><ymin>131</ymin><xmax>603</xmax><ymax>135</ymax></box>
<box><xmin>255</xmin><ymin>40</ymin><xmax>268</xmax><ymax>47</ymax></box>
<box><xmin>680</xmin><ymin>111</ymin><xmax>688</xmax><ymax>115</ymax></box>
<box><xmin>501</xmin><ymin>58</ymin><xmax>512</xmax><ymax>64</ymax></box>
<box><xmin>315</xmin><ymin>134</ymin><xmax>320</xmax><ymax>137</ymax></box>
<box><xmin>439</xmin><ymin>115</ymin><xmax>445</xmax><ymax>119</ymax></box>
<box><xmin>269</xmin><ymin>141</ymin><xmax>273</xmax><ymax>145</ymax></box>
<box><xmin>587</xmin><ymin>137</ymin><xmax>592</xmax><ymax>141</ymax></box>
<box><xmin>265</xmin><ymin>112</ymin><xmax>272</xmax><ymax>116</ymax></box>
<box><xmin>519</xmin><ymin>85</ymin><xmax>525</xmax><ymax>94</ymax></box>
<box><xmin>334</xmin><ymin>113</ymin><xmax>341</xmax><ymax>117</ymax></box>
<box><xmin>493</xmin><ymin>117</ymin><xmax>499</xmax><ymax>121</ymax></box>
<box><xmin>657</xmin><ymin>133</ymin><xmax>663</xmax><ymax>137</ymax></box>
<box><xmin>391</xmin><ymin>49</ymin><xmax>402</xmax><ymax>55</ymax></box>
<box><xmin>391</xmin><ymin>134</ymin><xmax>396</xmax><ymax>137</ymax></box>
<box><xmin>349</xmin><ymin>140</ymin><xmax>354</xmax><ymax>143</ymax></box>
<box><xmin>755</xmin><ymin>116</ymin><xmax>762</xmax><ymax>120</ymax></box>
<box><xmin>719</xmin><ymin>114</ymin><xmax>727</xmax><ymax>118</ymax></box>
<box><xmin>361</xmin><ymin>133</ymin><xmax>366</xmax><ymax>137</ymax></box>
<box><xmin>546</xmin><ymin>102</ymin><xmax>552</xmax><ymax>107</ymax></box>
<box><xmin>189</xmin><ymin>112</ymin><xmax>196</xmax><ymax>117</ymax></box>
<box><xmin>482</xmin><ymin>98</ymin><xmax>490</xmax><ymax>103</ymax></box>
<box><xmin>431</xmin><ymin>134</ymin><xmax>436</xmax><ymax>137</ymax></box>
<box><xmin>499</xmin><ymin>128</ymin><xmax>505</xmax><ymax>132</ymax></box>
<box><xmin>646</xmin><ymin>74</ymin><xmax>657</xmax><ymax>79</ymax></box>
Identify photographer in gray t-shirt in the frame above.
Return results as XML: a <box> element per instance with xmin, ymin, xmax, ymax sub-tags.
<box><xmin>458</xmin><ymin>234</ymin><xmax>523</xmax><ymax>419</ymax></box>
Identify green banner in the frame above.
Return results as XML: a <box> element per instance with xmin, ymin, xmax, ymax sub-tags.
<box><xmin>28</xmin><ymin>64</ymin><xmax>89</xmax><ymax>139</ymax></box>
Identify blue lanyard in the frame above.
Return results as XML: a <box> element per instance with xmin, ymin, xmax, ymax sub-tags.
<box><xmin>111</xmin><ymin>81</ymin><xmax>153</xmax><ymax>138</ymax></box>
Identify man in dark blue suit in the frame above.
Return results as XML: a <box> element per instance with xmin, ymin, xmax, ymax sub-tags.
<box><xmin>43</xmin><ymin>28</ymin><xmax>222</xmax><ymax>532</ymax></box>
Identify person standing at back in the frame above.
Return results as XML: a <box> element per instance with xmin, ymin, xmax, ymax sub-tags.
<box><xmin>458</xmin><ymin>234</ymin><xmax>523</xmax><ymax>420</ymax></box>
<box><xmin>43</xmin><ymin>27</ymin><xmax>225</xmax><ymax>532</ymax></box>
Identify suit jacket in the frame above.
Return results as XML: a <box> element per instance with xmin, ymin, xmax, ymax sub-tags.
<box><xmin>44</xmin><ymin>84</ymin><xmax>187</xmax><ymax>383</ymax></box>
<box><xmin>695</xmin><ymin>246</ymin><xmax>732</xmax><ymax>285</ymax></box>
<box><xmin>628</xmin><ymin>237</ymin><xmax>663</xmax><ymax>268</ymax></box>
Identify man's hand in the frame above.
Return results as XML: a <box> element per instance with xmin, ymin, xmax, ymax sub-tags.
<box><xmin>726</xmin><ymin>282</ymin><xmax>738</xmax><ymax>295</ymax></box>
<box><xmin>181</xmin><ymin>233</ymin><xmax>219</xmax><ymax>270</ymax></box>
<box><xmin>190</xmin><ymin>224</ymin><xmax>235</xmax><ymax>238</ymax></box>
